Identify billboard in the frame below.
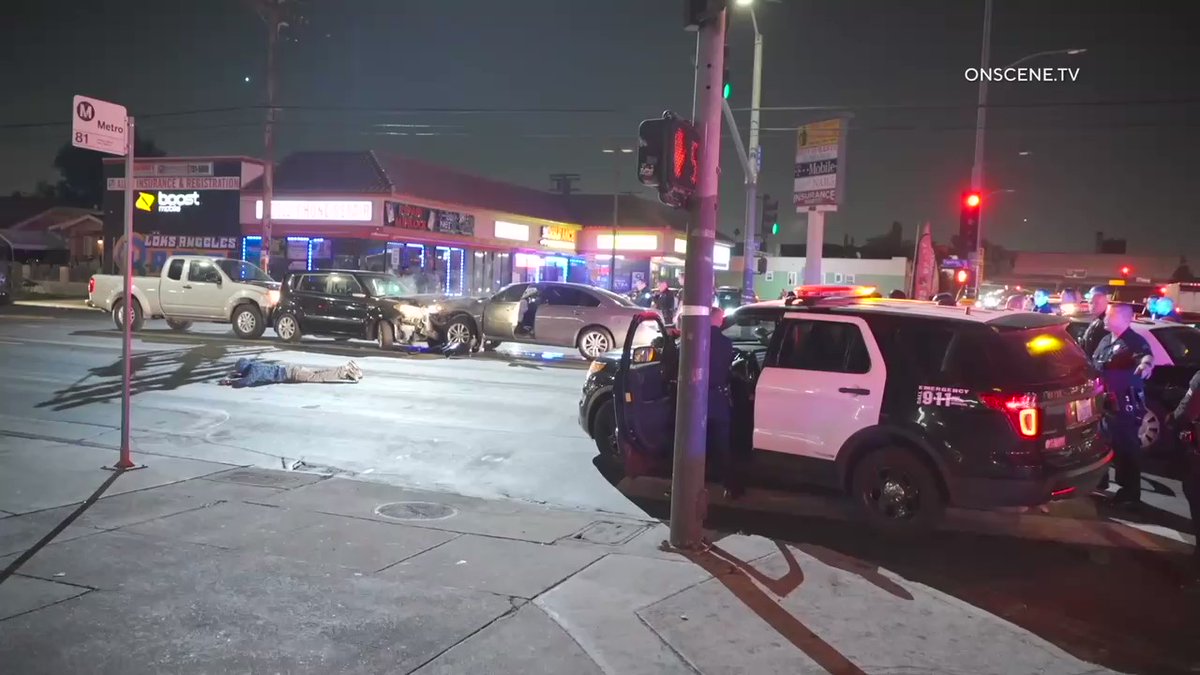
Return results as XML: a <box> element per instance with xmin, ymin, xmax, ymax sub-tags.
<box><xmin>793</xmin><ymin>118</ymin><xmax>849</xmax><ymax>211</ymax></box>
<box><xmin>103</xmin><ymin>158</ymin><xmax>244</xmax><ymax>272</ymax></box>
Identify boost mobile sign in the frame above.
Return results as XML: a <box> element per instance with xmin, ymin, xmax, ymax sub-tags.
<box><xmin>136</xmin><ymin>191</ymin><xmax>201</xmax><ymax>213</ymax></box>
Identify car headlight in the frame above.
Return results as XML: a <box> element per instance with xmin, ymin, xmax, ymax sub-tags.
<box><xmin>427</xmin><ymin>303</ymin><xmax>442</xmax><ymax>314</ymax></box>
<box><xmin>267</xmin><ymin>289</ymin><xmax>281</xmax><ymax>305</ymax></box>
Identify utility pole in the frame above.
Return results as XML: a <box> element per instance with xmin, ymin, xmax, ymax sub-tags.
<box><xmin>970</xmin><ymin>0</ymin><xmax>993</xmax><ymax>295</ymax></box>
<box><xmin>740</xmin><ymin>8</ymin><xmax>764</xmax><ymax>304</ymax></box>
<box><xmin>251</xmin><ymin>0</ymin><xmax>288</xmax><ymax>276</ymax></box>
<box><xmin>670</xmin><ymin>5</ymin><xmax>725</xmax><ymax>550</ymax></box>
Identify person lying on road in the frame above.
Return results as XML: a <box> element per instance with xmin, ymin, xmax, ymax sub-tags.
<box><xmin>219</xmin><ymin>357</ymin><xmax>363</xmax><ymax>388</ymax></box>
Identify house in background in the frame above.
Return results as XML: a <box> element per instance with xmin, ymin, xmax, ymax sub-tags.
<box><xmin>0</xmin><ymin>197</ymin><xmax>102</xmax><ymax>264</ymax></box>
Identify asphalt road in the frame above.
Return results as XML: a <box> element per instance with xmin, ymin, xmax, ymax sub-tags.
<box><xmin>0</xmin><ymin>305</ymin><xmax>637</xmax><ymax>515</ymax></box>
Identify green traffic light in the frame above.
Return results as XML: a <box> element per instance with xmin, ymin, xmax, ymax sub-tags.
<box><xmin>723</xmin><ymin>83</ymin><xmax>731</xmax><ymax>99</ymax></box>
<box><xmin>771</xmin><ymin>222</ymin><xmax>779</xmax><ymax>235</ymax></box>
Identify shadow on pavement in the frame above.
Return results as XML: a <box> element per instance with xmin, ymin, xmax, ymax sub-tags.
<box><xmin>36</xmin><ymin>343</ymin><xmax>272</xmax><ymax>411</ymax></box>
<box><xmin>0</xmin><ymin>469</ymin><xmax>124</xmax><ymax>587</ymax></box>
<box><xmin>598</xmin><ymin>457</ymin><xmax>1200</xmax><ymax>675</ymax></box>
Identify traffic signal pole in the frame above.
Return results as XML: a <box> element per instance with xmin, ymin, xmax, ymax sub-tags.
<box><xmin>669</xmin><ymin>6</ymin><xmax>725</xmax><ymax>550</ymax></box>
<box><xmin>970</xmin><ymin>0</ymin><xmax>993</xmax><ymax>295</ymax></box>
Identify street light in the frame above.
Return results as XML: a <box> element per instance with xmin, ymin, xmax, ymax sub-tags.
<box><xmin>602</xmin><ymin>148</ymin><xmax>633</xmax><ymax>291</ymax></box>
<box><xmin>733</xmin><ymin>0</ymin><xmax>764</xmax><ymax>304</ymax></box>
<box><xmin>970</xmin><ymin>0</ymin><xmax>1085</xmax><ymax>293</ymax></box>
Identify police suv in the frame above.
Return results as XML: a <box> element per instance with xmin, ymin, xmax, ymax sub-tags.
<box><xmin>609</xmin><ymin>286</ymin><xmax>1111</xmax><ymax>535</ymax></box>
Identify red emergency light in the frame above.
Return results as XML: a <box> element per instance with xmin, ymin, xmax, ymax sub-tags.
<box><xmin>955</xmin><ymin>269</ymin><xmax>969</xmax><ymax>284</ymax></box>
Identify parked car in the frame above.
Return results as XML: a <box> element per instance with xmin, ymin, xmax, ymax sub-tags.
<box><xmin>272</xmin><ymin>270</ymin><xmax>436</xmax><ymax>349</ymax></box>
<box><xmin>87</xmin><ymin>256</ymin><xmax>279</xmax><ymax>338</ymax></box>
<box><xmin>715</xmin><ymin>286</ymin><xmax>757</xmax><ymax>312</ymax></box>
<box><xmin>424</xmin><ymin>281</ymin><xmax>659</xmax><ymax>359</ymax></box>
<box><xmin>1065</xmin><ymin>316</ymin><xmax>1200</xmax><ymax>453</ymax></box>
<box><xmin>601</xmin><ymin>288</ymin><xmax>1110</xmax><ymax>536</ymax></box>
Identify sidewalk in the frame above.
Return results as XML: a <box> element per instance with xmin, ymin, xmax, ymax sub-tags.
<box><xmin>0</xmin><ymin>439</ymin><xmax>1186</xmax><ymax>674</ymax></box>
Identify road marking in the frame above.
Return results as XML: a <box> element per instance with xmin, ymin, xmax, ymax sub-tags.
<box><xmin>0</xmin><ymin>314</ymin><xmax>53</xmax><ymax>321</ymax></box>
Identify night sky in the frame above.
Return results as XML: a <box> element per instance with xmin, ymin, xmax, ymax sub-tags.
<box><xmin>2</xmin><ymin>0</ymin><xmax>1196</xmax><ymax>254</ymax></box>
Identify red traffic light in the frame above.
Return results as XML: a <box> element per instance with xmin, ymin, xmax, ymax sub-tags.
<box><xmin>964</xmin><ymin>193</ymin><xmax>981</xmax><ymax>208</ymax></box>
<box><xmin>672</xmin><ymin>128</ymin><xmax>687</xmax><ymax>178</ymax></box>
<box><xmin>955</xmin><ymin>269</ymin><xmax>969</xmax><ymax>284</ymax></box>
<box><xmin>1120</xmin><ymin>266</ymin><xmax>1131</xmax><ymax>276</ymax></box>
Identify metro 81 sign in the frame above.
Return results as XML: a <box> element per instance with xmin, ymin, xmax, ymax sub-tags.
<box><xmin>637</xmin><ymin>111</ymin><xmax>701</xmax><ymax>209</ymax></box>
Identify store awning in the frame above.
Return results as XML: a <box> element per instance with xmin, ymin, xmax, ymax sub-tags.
<box><xmin>0</xmin><ymin>228</ymin><xmax>68</xmax><ymax>251</ymax></box>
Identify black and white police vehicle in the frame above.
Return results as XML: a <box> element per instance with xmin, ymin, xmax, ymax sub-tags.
<box><xmin>604</xmin><ymin>286</ymin><xmax>1111</xmax><ymax>535</ymax></box>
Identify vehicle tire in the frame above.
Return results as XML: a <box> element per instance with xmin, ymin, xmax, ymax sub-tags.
<box><xmin>274</xmin><ymin>312</ymin><xmax>302</xmax><ymax>343</ymax></box>
<box><xmin>443</xmin><ymin>315</ymin><xmax>476</xmax><ymax>347</ymax></box>
<box><xmin>577</xmin><ymin>327</ymin><xmax>614</xmax><ymax>360</ymax></box>
<box><xmin>1139</xmin><ymin>398</ymin><xmax>1169</xmax><ymax>454</ymax></box>
<box><xmin>849</xmin><ymin>445</ymin><xmax>946</xmax><ymax>537</ymax></box>
<box><xmin>231</xmin><ymin>303</ymin><xmax>266</xmax><ymax>340</ymax></box>
<box><xmin>377</xmin><ymin>321</ymin><xmax>395</xmax><ymax>350</ymax></box>
<box><xmin>166</xmin><ymin>318</ymin><xmax>192</xmax><ymax>332</ymax></box>
<box><xmin>591</xmin><ymin>400</ymin><xmax>619</xmax><ymax>458</ymax></box>
<box><xmin>112</xmin><ymin>299</ymin><xmax>144</xmax><ymax>332</ymax></box>
<box><xmin>482</xmin><ymin>339</ymin><xmax>500</xmax><ymax>352</ymax></box>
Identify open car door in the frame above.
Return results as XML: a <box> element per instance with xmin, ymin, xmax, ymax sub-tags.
<box><xmin>613</xmin><ymin>312</ymin><xmax>677</xmax><ymax>478</ymax></box>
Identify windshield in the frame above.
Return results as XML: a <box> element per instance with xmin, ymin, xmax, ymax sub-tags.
<box><xmin>214</xmin><ymin>259</ymin><xmax>272</xmax><ymax>282</ymax></box>
<box><xmin>1152</xmin><ymin>325</ymin><xmax>1200</xmax><ymax>366</ymax></box>
<box><xmin>359</xmin><ymin>274</ymin><xmax>408</xmax><ymax>298</ymax></box>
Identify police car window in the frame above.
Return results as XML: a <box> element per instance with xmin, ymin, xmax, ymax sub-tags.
<box><xmin>297</xmin><ymin>275</ymin><xmax>325</xmax><ymax>293</ymax></box>
<box><xmin>776</xmin><ymin>319</ymin><xmax>871</xmax><ymax>374</ymax></box>
<box><xmin>187</xmin><ymin>261</ymin><xmax>220</xmax><ymax>284</ymax></box>
<box><xmin>166</xmin><ymin>259</ymin><xmax>184</xmax><ymax>281</ymax></box>
<box><xmin>495</xmin><ymin>284</ymin><xmax>528</xmax><ymax>303</ymax></box>
<box><xmin>1153</xmin><ymin>326</ymin><xmax>1200</xmax><ymax>366</ymax></box>
<box><xmin>987</xmin><ymin>326</ymin><xmax>1091</xmax><ymax>387</ymax></box>
<box><xmin>723</xmin><ymin>312</ymin><xmax>777</xmax><ymax>344</ymax></box>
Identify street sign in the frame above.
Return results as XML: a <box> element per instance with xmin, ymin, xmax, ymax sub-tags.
<box><xmin>793</xmin><ymin>118</ymin><xmax>848</xmax><ymax>212</ymax></box>
<box><xmin>72</xmin><ymin>95</ymin><xmax>128</xmax><ymax>156</ymax></box>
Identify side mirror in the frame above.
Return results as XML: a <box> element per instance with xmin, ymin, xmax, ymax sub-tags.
<box><xmin>213</xmin><ymin>276</ymin><xmax>222</xmax><ymax>287</ymax></box>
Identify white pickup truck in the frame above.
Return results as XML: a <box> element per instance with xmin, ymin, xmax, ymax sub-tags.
<box><xmin>87</xmin><ymin>255</ymin><xmax>281</xmax><ymax>339</ymax></box>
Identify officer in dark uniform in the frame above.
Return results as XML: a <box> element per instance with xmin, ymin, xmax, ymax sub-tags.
<box><xmin>1166</xmin><ymin>371</ymin><xmax>1200</xmax><ymax>575</ymax></box>
<box><xmin>706</xmin><ymin>307</ymin><xmax>740</xmax><ymax>498</ymax></box>
<box><xmin>1080</xmin><ymin>286</ymin><xmax>1111</xmax><ymax>357</ymax></box>
<box><xmin>1091</xmin><ymin>303</ymin><xmax>1154</xmax><ymax>505</ymax></box>
<box><xmin>652</xmin><ymin>280</ymin><xmax>677</xmax><ymax>322</ymax></box>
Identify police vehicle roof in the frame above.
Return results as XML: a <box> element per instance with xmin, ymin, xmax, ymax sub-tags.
<box><xmin>739</xmin><ymin>297</ymin><xmax>1069</xmax><ymax>328</ymax></box>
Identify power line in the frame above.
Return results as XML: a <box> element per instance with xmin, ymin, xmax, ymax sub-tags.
<box><xmin>3</xmin><ymin>96</ymin><xmax>1198</xmax><ymax>132</ymax></box>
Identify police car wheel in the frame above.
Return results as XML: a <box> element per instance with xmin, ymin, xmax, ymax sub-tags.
<box><xmin>1140</xmin><ymin>400</ymin><xmax>1168</xmax><ymax>452</ymax></box>
<box><xmin>850</xmin><ymin>446</ymin><xmax>945</xmax><ymax>536</ymax></box>
<box><xmin>592</xmin><ymin>401</ymin><xmax>618</xmax><ymax>457</ymax></box>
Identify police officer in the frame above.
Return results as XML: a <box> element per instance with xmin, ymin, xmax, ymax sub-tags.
<box><xmin>629</xmin><ymin>279</ymin><xmax>653</xmax><ymax>308</ymax></box>
<box><xmin>1081</xmin><ymin>286</ymin><xmax>1111</xmax><ymax>357</ymax></box>
<box><xmin>1091</xmin><ymin>303</ymin><xmax>1154</xmax><ymax>506</ymax></box>
<box><xmin>707</xmin><ymin>307</ymin><xmax>741</xmax><ymax>498</ymax></box>
<box><xmin>1032</xmin><ymin>289</ymin><xmax>1055</xmax><ymax>314</ymax></box>
<box><xmin>1166</xmin><ymin>371</ymin><xmax>1200</xmax><ymax>577</ymax></box>
<box><xmin>652</xmin><ymin>280</ymin><xmax>677</xmax><ymax>322</ymax></box>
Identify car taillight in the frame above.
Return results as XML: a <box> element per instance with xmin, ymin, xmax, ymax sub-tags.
<box><xmin>980</xmin><ymin>392</ymin><xmax>1040</xmax><ymax>438</ymax></box>
<box><xmin>88</xmin><ymin>278</ymin><xmax>95</xmax><ymax>294</ymax></box>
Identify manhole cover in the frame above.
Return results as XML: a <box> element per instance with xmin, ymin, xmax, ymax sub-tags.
<box><xmin>375</xmin><ymin>501</ymin><xmax>457</xmax><ymax>521</ymax></box>
<box><xmin>570</xmin><ymin>520</ymin><xmax>649</xmax><ymax>545</ymax></box>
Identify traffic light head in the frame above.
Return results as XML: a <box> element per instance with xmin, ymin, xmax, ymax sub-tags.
<box><xmin>1120</xmin><ymin>265</ymin><xmax>1131</xmax><ymax>277</ymax></box>
<box><xmin>771</xmin><ymin>222</ymin><xmax>779</xmax><ymax>235</ymax></box>
<box><xmin>760</xmin><ymin>195</ymin><xmax>780</xmax><ymax>235</ymax></box>
<box><xmin>956</xmin><ymin>269</ymin><xmax>970</xmax><ymax>285</ymax></box>
<box><xmin>958</xmin><ymin>190</ymin><xmax>982</xmax><ymax>257</ymax></box>
<box><xmin>722</xmin><ymin>44</ymin><xmax>731</xmax><ymax>99</ymax></box>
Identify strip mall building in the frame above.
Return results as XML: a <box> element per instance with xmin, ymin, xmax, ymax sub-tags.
<box><xmin>103</xmin><ymin>151</ymin><xmax>732</xmax><ymax>295</ymax></box>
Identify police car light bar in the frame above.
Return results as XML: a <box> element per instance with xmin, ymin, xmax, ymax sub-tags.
<box><xmin>793</xmin><ymin>285</ymin><xmax>877</xmax><ymax>298</ymax></box>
